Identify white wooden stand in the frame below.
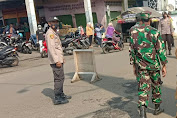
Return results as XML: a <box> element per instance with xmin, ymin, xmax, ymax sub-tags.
<box><xmin>71</xmin><ymin>49</ymin><xmax>101</xmax><ymax>83</ymax></box>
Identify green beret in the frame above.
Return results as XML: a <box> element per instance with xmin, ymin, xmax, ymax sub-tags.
<box><xmin>140</xmin><ymin>11</ymin><xmax>152</xmax><ymax>20</ymax></box>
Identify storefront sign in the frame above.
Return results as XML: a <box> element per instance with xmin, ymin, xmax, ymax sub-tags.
<box><xmin>48</xmin><ymin>2</ymin><xmax>96</xmax><ymax>11</ymax></box>
<box><xmin>122</xmin><ymin>14</ymin><xmax>136</xmax><ymax>19</ymax></box>
<box><xmin>122</xmin><ymin>14</ymin><xmax>136</xmax><ymax>23</ymax></box>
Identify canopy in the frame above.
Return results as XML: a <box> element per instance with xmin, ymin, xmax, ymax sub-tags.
<box><xmin>117</xmin><ymin>7</ymin><xmax>162</xmax><ymax>23</ymax></box>
<box><xmin>126</xmin><ymin>7</ymin><xmax>162</xmax><ymax>18</ymax></box>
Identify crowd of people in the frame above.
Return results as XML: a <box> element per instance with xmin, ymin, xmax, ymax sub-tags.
<box><xmin>77</xmin><ymin>22</ymin><xmax>119</xmax><ymax>48</ymax></box>
<box><xmin>0</xmin><ymin>22</ymin><xmax>30</xmax><ymax>38</ymax></box>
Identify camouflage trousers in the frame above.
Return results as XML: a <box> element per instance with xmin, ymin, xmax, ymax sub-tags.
<box><xmin>136</xmin><ymin>70</ymin><xmax>162</xmax><ymax>107</ymax></box>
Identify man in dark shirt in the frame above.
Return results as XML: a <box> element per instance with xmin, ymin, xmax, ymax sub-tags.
<box><xmin>36</xmin><ymin>25</ymin><xmax>44</xmax><ymax>41</ymax></box>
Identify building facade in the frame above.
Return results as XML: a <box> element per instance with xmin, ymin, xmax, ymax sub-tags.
<box><xmin>38</xmin><ymin>0</ymin><xmax>123</xmax><ymax>28</ymax></box>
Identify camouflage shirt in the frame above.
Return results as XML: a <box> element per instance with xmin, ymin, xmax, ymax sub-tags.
<box><xmin>129</xmin><ymin>24</ymin><xmax>168</xmax><ymax>70</ymax></box>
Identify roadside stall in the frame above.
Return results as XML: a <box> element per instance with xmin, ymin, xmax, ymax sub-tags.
<box><xmin>59</xmin><ymin>24</ymin><xmax>77</xmax><ymax>38</ymax></box>
<box><xmin>114</xmin><ymin>7</ymin><xmax>162</xmax><ymax>42</ymax></box>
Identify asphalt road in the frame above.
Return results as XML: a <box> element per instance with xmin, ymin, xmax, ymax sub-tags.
<box><xmin>0</xmin><ymin>42</ymin><xmax>176</xmax><ymax>118</ymax></box>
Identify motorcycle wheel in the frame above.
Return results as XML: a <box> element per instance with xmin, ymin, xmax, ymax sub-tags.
<box><xmin>28</xmin><ymin>48</ymin><xmax>32</xmax><ymax>54</ymax></box>
<box><xmin>102</xmin><ymin>46</ymin><xmax>109</xmax><ymax>54</ymax></box>
<box><xmin>41</xmin><ymin>51</ymin><xmax>48</xmax><ymax>58</ymax></box>
<box><xmin>68</xmin><ymin>50</ymin><xmax>73</xmax><ymax>55</ymax></box>
<box><xmin>10</xmin><ymin>57</ymin><xmax>19</xmax><ymax>67</ymax></box>
<box><xmin>119</xmin><ymin>42</ymin><xmax>124</xmax><ymax>51</ymax></box>
<box><xmin>23</xmin><ymin>46</ymin><xmax>32</xmax><ymax>54</ymax></box>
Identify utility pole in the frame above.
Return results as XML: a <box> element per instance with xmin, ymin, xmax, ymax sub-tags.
<box><xmin>84</xmin><ymin>0</ymin><xmax>93</xmax><ymax>25</ymax></box>
<box><xmin>25</xmin><ymin>0</ymin><xmax>37</xmax><ymax>35</ymax></box>
<box><xmin>124</xmin><ymin>0</ymin><xmax>128</xmax><ymax>11</ymax></box>
<box><xmin>107</xmin><ymin>5</ymin><xmax>111</xmax><ymax>23</ymax></box>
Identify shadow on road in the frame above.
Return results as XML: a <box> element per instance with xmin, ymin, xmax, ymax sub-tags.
<box><xmin>167</xmin><ymin>55</ymin><xmax>177</xmax><ymax>59</ymax></box>
<box><xmin>42</xmin><ymin>88</ymin><xmax>54</xmax><ymax>101</ymax></box>
<box><xmin>65</xmin><ymin>73</ymin><xmax>176</xmax><ymax>118</ymax></box>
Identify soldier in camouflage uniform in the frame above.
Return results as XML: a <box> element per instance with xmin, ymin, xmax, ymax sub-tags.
<box><xmin>129</xmin><ymin>11</ymin><xmax>168</xmax><ymax>118</ymax></box>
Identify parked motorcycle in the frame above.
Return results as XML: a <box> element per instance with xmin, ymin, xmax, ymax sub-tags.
<box><xmin>102</xmin><ymin>32</ymin><xmax>124</xmax><ymax>54</ymax></box>
<box><xmin>0</xmin><ymin>46</ymin><xmax>19</xmax><ymax>67</ymax></box>
<box><xmin>81</xmin><ymin>35</ymin><xmax>90</xmax><ymax>48</ymax></box>
<box><xmin>0</xmin><ymin>33</ymin><xmax>12</xmax><ymax>46</ymax></box>
<box><xmin>62</xmin><ymin>38</ymin><xmax>77</xmax><ymax>55</ymax></box>
<box><xmin>29</xmin><ymin>34</ymin><xmax>40</xmax><ymax>51</ymax></box>
<box><xmin>0</xmin><ymin>41</ymin><xmax>8</xmax><ymax>50</ymax></box>
<box><xmin>41</xmin><ymin>40</ymin><xmax>48</xmax><ymax>58</ymax></box>
<box><xmin>94</xmin><ymin>33</ymin><xmax>99</xmax><ymax>45</ymax></box>
<box><xmin>14</xmin><ymin>38</ymin><xmax>32</xmax><ymax>54</ymax></box>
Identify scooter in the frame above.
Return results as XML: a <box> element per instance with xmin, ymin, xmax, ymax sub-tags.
<box><xmin>102</xmin><ymin>32</ymin><xmax>124</xmax><ymax>54</ymax></box>
<box><xmin>14</xmin><ymin>38</ymin><xmax>32</xmax><ymax>54</ymax></box>
<box><xmin>29</xmin><ymin>34</ymin><xmax>39</xmax><ymax>51</ymax></box>
<box><xmin>0</xmin><ymin>46</ymin><xmax>19</xmax><ymax>67</ymax></box>
<box><xmin>0</xmin><ymin>41</ymin><xmax>8</xmax><ymax>50</ymax></box>
<box><xmin>94</xmin><ymin>33</ymin><xmax>99</xmax><ymax>45</ymax></box>
<box><xmin>62</xmin><ymin>38</ymin><xmax>76</xmax><ymax>55</ymax></box>
<box><xmin>41</xmin><ymin>40</ymin><xmax>48</xmax><ymax>58</ymax></box>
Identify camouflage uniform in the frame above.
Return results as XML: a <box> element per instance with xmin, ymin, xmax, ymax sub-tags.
<box><xmin>129</xmin><ymin>12</ymin><xmax>168</xmax><ymax>107</ymax></box>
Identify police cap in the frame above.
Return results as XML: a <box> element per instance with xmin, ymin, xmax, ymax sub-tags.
<box><xmin>47</xmin><ymin>17</ymin><xmax>59</xmax><ymax>22</ymax></box>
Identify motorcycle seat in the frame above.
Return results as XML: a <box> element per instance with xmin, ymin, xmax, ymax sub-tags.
<box><xmin>0</xmin><ymin>46</ymin><xmax>14</xmax><ymax>55</ymax></box>
<box><xmin>62</xmin><ymin>38</ymin><xmax>72</xmax><ymax>44</ymax></box>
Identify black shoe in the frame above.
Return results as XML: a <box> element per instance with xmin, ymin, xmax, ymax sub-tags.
<box><xmin>61</xmin><ymin>93</ymin><xmax>72</xmax><ymax>99</ymax></box>
<box><xmin>139</xmin><ymin>105</ymin><xmax>147</xmax><ymax>118</ymax></box>
<box><xmin>154</xmin><ymin>104</ymin><xmax>164</xmax><ymax>115</ymax></box>
<box><xmin>172</xmin><ymin>44</ymin><xmax>175</xmax><ymax>47</ymax></box>
<box><xmin>53</xmin><ymin>96</ymin><xmax>69</xmax><ymax>105</ymax></box>
<box><xmin>169</xmin><ymin>50</ymin><xmax>172</xmax><ymax>55</ymax></box>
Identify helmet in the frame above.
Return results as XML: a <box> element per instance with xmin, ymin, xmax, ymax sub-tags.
<box><xmin>38</xmin><ymin>25</ymin><xmax>42</xmax><ymax>29</ymax></box>
<box><xmin>18</xmin><ymin>33</ymin><xmax>23</xmax><ymax>38</ymax></box>
<box><xmin>47</xmin><ymin>17</ymin><xmax>59</xmax><ymax>22</ymax></box>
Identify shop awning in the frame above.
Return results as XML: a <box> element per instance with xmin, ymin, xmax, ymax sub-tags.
<box><xmin>116</xmin><ymin>7</ymin><xmax>162</xmax><ymax>23</ymax></box>
<box><xmin>126</xmin><ymin>7</ymin><xmax>162</xmax><ymax>18</ymax></box>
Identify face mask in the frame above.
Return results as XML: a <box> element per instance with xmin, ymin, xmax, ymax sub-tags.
<box><xmin>51</xmin><ymin>24</ymin><xmax>59</xmax><ymax>30</ymax></box>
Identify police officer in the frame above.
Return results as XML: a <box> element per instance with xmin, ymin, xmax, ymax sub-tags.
<box><xmin>129</xmin><ymin>11</ymin><xmax>168</xmax><ymax>118</ymax></box>
<box><xmin>158</xmin><ymin>12</ymin><xmax>174</xmax><ymax>55</ymax></box>
<box><xmin>46</xmin><ymin>17</ymin><xmax>71</xmax><ymax>105</ymax></box>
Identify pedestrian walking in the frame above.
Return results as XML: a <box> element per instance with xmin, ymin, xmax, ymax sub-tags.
<box><xmin>95</xmin><ymin>23</ymin><xmax>103</xmax><ymax>47</ymax></box>
<box><xmin>158</xmin><ymin>12</ymin><xmax>174</xmax><ymax>55</ymax></box>
<box><xmin>46</xmin><ymin>17</ymin><xmax>71</xmax><ymax>105</ymax></box>
<box><xmin>129</xmin><ymin>11</ymin><xmax>168</xmax><ymax>118</ymax></box>
<box><xmin>86</xmin><ymin>22</ymin><xmax>94</xmax><ymax>47</ymax></box>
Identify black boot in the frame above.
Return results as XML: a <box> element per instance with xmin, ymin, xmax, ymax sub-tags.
<box><xmin>61</xmin><ymin>93</ymin><xmax>72</xmax><ymax>99</ymax></box>
<box><xmin>169</xmin><ymin>50</ymin><xmax>172</xmax><ymax>55</ymax></box>
<box><xmin>53</xmin><ymin>95</ymin><xmax>69</xmax><ymax>105</ymax></box>
<box><xmin>154</xmin><ymin>104</ymin><xmax>164</xmax><ymax>115</ymax></box>
<box><xmin>139</xmin><ymin>105</ymin><xmax>147</xmax><ymax>118</ymax></box>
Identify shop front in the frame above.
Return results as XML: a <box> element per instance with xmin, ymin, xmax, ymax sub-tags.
<box><xmin>2</xmin><ymin>7</ymin><xmax>28</xmax><ymax>26</ymax></box>
<box><xmin>43</xmin><ymin>0</ymin><xmax>122</xmax><ymax>28</ymax></box>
